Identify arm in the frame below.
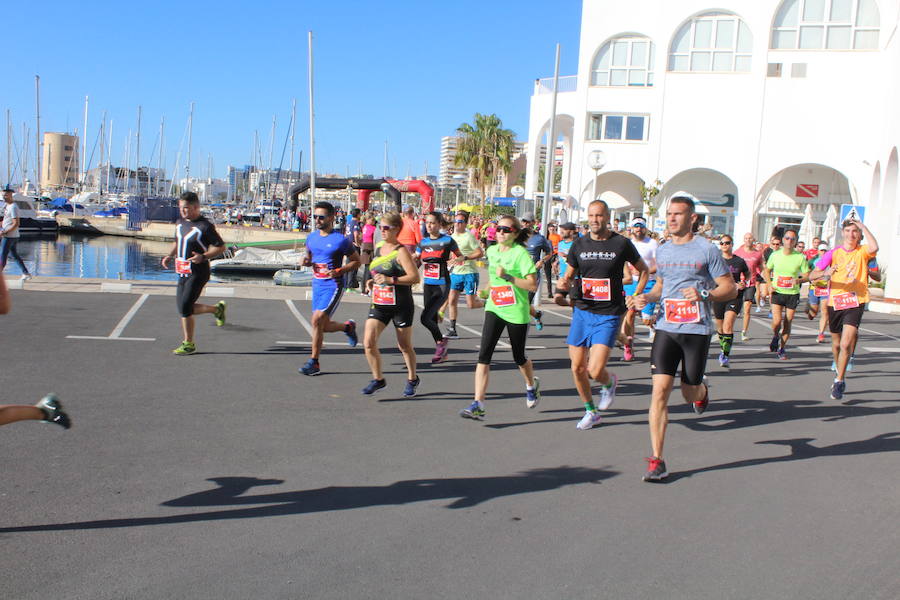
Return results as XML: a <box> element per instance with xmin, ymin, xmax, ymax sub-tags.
<box><xmin>497</xmin><ymin>267</ymin><xmax>538</xmax><ymax>292</ymax></box>
<box><xmin>333</xmin><ymin>250</ymin><xmax>361</xmax><ymax>278</ymax></box>
<box><xmin>631</xmin><ymin>258</ymin><xmax>650</xmax><ymax>296</ymax></box>
<box><xmin>683</xmin><ymin>273</ymin><xmax>737</xmax><ymax>302</ymax></box>
<box><xmin>857</xmin><ymin>220</ymin><xmax>879</xmax><ymax>255</ymax></box>
<box><xmin>393</xmin><ymin>247</ymin><xmax>420</xmax><ymax>286</ymax></box>
<box><xmin>2</xmin><ymin>215</ymin><xmax>20</xmax><ymax>236</ymax></box>
<box><xmin>627</xmin><ymin>274</ymin><xmax>664</xmax><ymax>310</ymax></box>
<box><xmin>189</xmin><ymin>243</ymin><xmax>226</xmax><ymax>264</ymax></box>
<box><xmin>161</xmin><ymin>241</ymin><xmax>178</xmax><ymax>268</ymax></box>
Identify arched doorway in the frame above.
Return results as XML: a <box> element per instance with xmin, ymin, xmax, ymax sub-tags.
<box><xmin>585</xmin><ymin>170</ymin><xmax>645</xmax><ymax>226</ymax></box>
<box><xmin>753</xmin><ymin>163</ymin><xmax>853</xmax><ymax>244</ymax></box>
<box><xmin>526</xmin><ymin>115</ymin><xmax>575</xmax><ymax>207</ymax></box>
<box><xmin>659</xmin><ymin>168</ymin><xmax>738</xmax><ymax>237</ymax></box>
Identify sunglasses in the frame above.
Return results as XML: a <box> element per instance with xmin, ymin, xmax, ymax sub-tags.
<box><xmin>496</xmin><ymin>225</ymin><xmax>517</xmax><ymax>233</ymax></box>
<box><xmin>454</xmin><ymin>220</ymin><xmax>466</xmax><ymax>224</ymax></box>
<box><xmin>381</xmin><ymin>225</ymin><xmax>394</xmax><ymax>231</ymax></box>
<box><xmin>720</xmin><ymin>241</ymin><xmax>732</xmax><ymax>245</ymax></box>
<box><xmin>312</xmin><ymin>214</ymin><xmax>329</xmax><ymax>220</ymax></box>
<box><xmin>783</xmin><ymin>237</ymin><xmax>797</xmax><ymax>241</ymax></box>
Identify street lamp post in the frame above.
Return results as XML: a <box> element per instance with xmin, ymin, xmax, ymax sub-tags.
<box><xmin>587</xmin><ymin>149</ymin><xmax>606</xmax><ymax>220</ymax></box>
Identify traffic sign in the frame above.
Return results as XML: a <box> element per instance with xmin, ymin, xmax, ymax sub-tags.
<box><xmin>839</xmin><ymin>204</ymin><xmax>866</xmax><ymax>224</ymax></box>
<box><xmin>510</xmin><ymin>185</ymin><xmax>525</xmax><ymax>198</ymax></box>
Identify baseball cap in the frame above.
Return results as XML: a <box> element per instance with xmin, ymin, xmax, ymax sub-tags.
<box><xmin>630</xmin><ymin>218</ymin><xmax>647</xmax><ymax>228</ymax></box>
<box><xmin>818</xmin><ymin>243</ymin><xmax>828</xmax><ymax>250</ymax></box>
<box><xmin>560</xmin><ymin>222</ymin><xmax>576</xmax><ymax>230</ymax></box>
<box><xmin>521</xmin><ymin>212</ymin><xmax>535</xmax><ymax>221</ymax></box>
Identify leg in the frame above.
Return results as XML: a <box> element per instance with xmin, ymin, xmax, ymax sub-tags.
<box><xmin>395</xmin><ymin>326</ymin><xmax>417</xmax><ymax>380</ymax></box>
<box><xmin>310</xmin><ymin>310</ymin><xmax>348</xmax><ymax>359</ymax></box>
<box><xmin>363</xmin><ymin>318</ymin><xmax>388</xmax><ymax>380</ymax></box>
<box><xmin>420</xmin><ymin>284</ymin><xmax>445</xmax><ymax>344</ymax></box>
<box><xmin>649</xmin><ymin>374</ymin><xmax>675</xmax><ymax>459</ymax></box>
<box><xmin>447</xmin><ymin>289</ymin><xmax>461</xmax><ymax>321</ymax></box>
<box><xmin>6</xmin><ymin>240</ymin><xmax>29</xmax><ymax>274</ymax></box>
<box><xmin>474</xmin><ymin>312</ymin><xmax>506</xmax><ymax>402</ymax></box>
<box><xmin>771</xmin><ymin>303</ymin><xmax>783</xmax><ymax>337</ymax></box>
<box><xmin>781</xmin><ymin>308</ymin><xmax>795</xmax><ymax>349</ymax></box>
<box><xmin>835</xmin><ymin>325</ymin><xmax>858</xmax><ymax>381</ymax></box>
<box><xmin>741</xmin><ymin>300</ymin><xmax>752</xmax><ymax>334</ymax></box>
<box><xmin>474</xmin><ymin>363</ymin><xmax>490</xmax><ymax>402</ymax></box>
<box><xmin>568</xmin><ymin>345</ymin><xmax>593</xmax><ymax>405</ymax></box>
<box><xmin>0</xmin><ymin>405</ymin><xmax>43</xmax><ymax>426</ymax></box>
<box><xmin>181</xmin><ymin>315</ymin><xmax>195</xmax><ymax>343</ymax></box>
<box><xmin>506</xmin><ymin>321</ymin><xmax>534</xmax><ymax>387</ymax></box>
<box><xmin>586</xmin><ymin>343</ymin><xmax>613</xmax><ymax>386</ymax></box>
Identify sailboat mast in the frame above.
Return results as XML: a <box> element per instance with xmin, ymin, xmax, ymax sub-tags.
<box><xmin>106</xmin><ymin>120</ymin><xmax>113</xmax><ymax>194</ymax></box>
<box><xmin>157</xmin><ymin>117</ymin><xmax>164</xmax><ymax>196</ymax></box>
<box><xmin>289</xmin><ymin>98</ymin><xmax>296</xmax><ymax>184</ymax></box>
<box><xmin>6</xmin><ymin>109</ymin><xmax>10</xmax><ymax>186</ymax></box>
<box><xmin>308</xmin><ymin>31</ymin><xmax>316</xmax><ymax>203</ymax></box>
<box><xmin>35</xmin><ymin>76</ymin><xmax>41</xmax><ymax>194</ymax></box>
<box><xmin>185</xmin><ymin>101</ymin><xmax>194</xmax><ymax>181</ymax></box>
<box><xmin>135</xmin><ymin>105</ymin><xmax>142</xmax><ymax>196</ymax></box>
<box><xmin>81</xmin><ymin>95</ymin><xmax>89</xmax><ymax>186</ymax></box>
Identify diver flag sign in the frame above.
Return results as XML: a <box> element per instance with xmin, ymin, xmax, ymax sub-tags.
<box><xmin>839</xmin><ymin>204</ymin><xmax>866</xmax><ymax>224</ymax></box>
<box><xmin>795</xmin><ymin>184</ymin><xmax>819</xmax><ymax>198</ymax></box>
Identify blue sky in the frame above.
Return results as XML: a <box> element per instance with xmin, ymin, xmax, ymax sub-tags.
<box><xmin>3</xmin><ymin>0</ymin><xmax>581</xmax><ymax>184</ymax></box>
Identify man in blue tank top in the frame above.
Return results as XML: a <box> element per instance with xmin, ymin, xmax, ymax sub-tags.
<box><xmin>299</xmin><ymin>201</ymin><xmax>361</xmax><ymax>376</ymax></box>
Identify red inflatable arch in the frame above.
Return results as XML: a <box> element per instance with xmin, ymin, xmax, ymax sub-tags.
<box><xmin>356</xmin><ymin>179</ymin><xmax>434</xmax><ymax>213</ymax></box>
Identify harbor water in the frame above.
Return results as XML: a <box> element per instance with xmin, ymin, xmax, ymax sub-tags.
<box><xmin>4</xmin><ymin>233</ymin><xmax>275</xmax><ymax>283</ymax></box>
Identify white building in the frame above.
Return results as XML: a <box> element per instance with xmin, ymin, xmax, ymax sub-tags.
<box><xmin>526</xmin><ymin>0</ymin><xmax>899</xmax><ymax>299</ymax></box>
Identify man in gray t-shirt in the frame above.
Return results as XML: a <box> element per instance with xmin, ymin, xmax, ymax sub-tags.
<box><xmin>628</xmin><ymin>197</ymin><xmax>736</xmax><ymax>482</ymax></box>
<box><xmin>1</xmin><ymin>188</ymin><xmax>32</xmax><ymax>278</ymax></box>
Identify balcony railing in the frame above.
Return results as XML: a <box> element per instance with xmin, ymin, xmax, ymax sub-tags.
<box><xmin>534</xmin><ymin>75</ymin><xmax>578</xmax><ymax>95</ymax></box>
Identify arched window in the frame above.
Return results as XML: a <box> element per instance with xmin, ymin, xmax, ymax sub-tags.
<box><xmin>591</xmin><ymin>36</ymin><xmax>655</xmax><ymax>87</ymax></box>
<box><xmin>771</xmin><ymin>0</ymin><xmax>879</xmax><ymax>50</ymax></box>
<box><xmin>668</xmin><ymin>12</ymin><xmax>753</xmax><ymax>72</ymax></box>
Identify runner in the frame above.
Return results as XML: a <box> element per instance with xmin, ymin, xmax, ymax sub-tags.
<box><xmin>459</xmin><ymin>215</ymin><xmax>540</xmax><ymax>420</ymax></box>
<box><xmin>398</xmin><ymin>206</ymin><xmax>422</xmax><ymax>254</ymax></box>
<box><xmin>297</xmin><ymin>201</ymin><xmax>361</xmax><ymax>376</ymax></box>
<box><xmin>809</xmin><ymin>218</ymin><xmax>879</xmax><ymax>401</ymax></box>
<box><xmin>1</xmin><ymin>187</ymin><xmax>33</xmax><ymax>280</ymax></box>
<box><xmin>445</xmin><ymin>210</ymin><xmax>484</xmax><ymax>340</ymax></box>
<box><xmin>712</xmin><ymin>234</ymin><xmax>749</xmax><ymax>368</ymax></box>
<box><xmin>762</xmin><ymin>230</ymin><xmax>809</xmax><ymax>360</ymax></box>
<box><xmin>161</xmin><ymin>192</ymin><xmax>227</xmax><ymax>355</ymax></box>
<box><xmin>805</xmin><ymin>242</ymin><xmax>830</xmax><ymax>343</ymax></box>
<box><xmin>734</xmin><ymin>232</ymin><xmax>763</xmax><ymax>341</ymax></box>
<box><xmin>545</xmin><ymin>223</ymin><xmax>561</xmax><ymax>298</ymax></box>
<box><xmin>362</xmin><ymin>212</ymin><xmax>421</xmax><ymax>396</ymax></box>
<box><xmin>556</xmin><ymin>200</ymin><xmax>649</xmax><ymax>430</ymax></box>
<box><xmin>758</xmin><ymin>235</ymin><xmax>781</xmax><ymax>314</ymax></box>
<box><xmin>416</xmin><ymin>211</ymin><xmax>460</xmax><ymax>363</ymax></box>
<box><xmin>521</xmin><ymin>212</ymin><xmax>552</xmax><ymax>331</ymax></box>
<box><xmin>0</xmin><ymin>274</ymin><xmax>70</xmax><ymax>429</ymax></box>
<box><xmin>621</xmin><ymin>217</ymin><xmax>658</xmax><ymax>360</ymax></box>
<box><xmin>627</xmin><ymin>196</ymin><xmax>735</xmax><ymax>482</ymax></box>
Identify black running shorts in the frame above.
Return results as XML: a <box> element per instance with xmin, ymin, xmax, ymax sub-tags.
<box><xmin>650</xmin><ymin>330</ymin><xmax>712</xmax><ymax>385</ymax></box>
<box><xmin>741</xmin><ymin>286</ymin><xmax>756</xmax><ymax>304</ymax></box>
<box><xmin>827</xmin><ymin>304</ymin><xmax>866</xmax><ymax>334</ymax></box>
<box><xmin>713</xmin><ymin>299</ymin><xmax>742</xmax><ymax>320</ymax></box>
<box><xmin>176</xmin><ymin>271</ymin><xmax>210</xmax><ymax>317</ymax></box>
<box><xmin>367</xmin><ymin>286</ymin><xmax>415</xmax><ymax>328</ymax></box>
<box><xmin>771</xmin><ymin>291</ymin><xmax>800</xmax><ymax>310</ymax></box>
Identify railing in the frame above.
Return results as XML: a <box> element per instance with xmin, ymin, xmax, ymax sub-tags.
<box><xmin>534</xmin><ymin>75</ymin><xmax>578</xmax><ymax>95</ymax></box>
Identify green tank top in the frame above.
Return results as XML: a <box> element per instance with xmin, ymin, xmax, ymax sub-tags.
<box><xmin>370</xmin><ymin>243</ymin><xmax>407</xmax><ymax>278</ymax></box>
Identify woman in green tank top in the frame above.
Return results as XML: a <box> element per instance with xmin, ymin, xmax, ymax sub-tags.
<box><xmin>361</xmin><ymin>212</ymin><xmax>421</xmax><ymax>397</ymax></box>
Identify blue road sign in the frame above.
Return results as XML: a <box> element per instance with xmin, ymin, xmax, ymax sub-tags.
<box><xmin>839</xmin><ymin>204</ymin><xmax>866</xmax><ymax>224</ymax></box>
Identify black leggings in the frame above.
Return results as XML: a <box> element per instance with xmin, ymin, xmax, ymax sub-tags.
<box><xmin>176</xmin><ymin>271</ymin><xmax>210</xmax><ymax>317</ymax></box>
<box><xmin>421</xmin><ymin>282</ymin><xmax>450</xmax><ymax>342</ymax></box>
<box><xmin>478</xmin><ymin>310</ymin><xmax>529</xmax><ymax>366</ymax></box>
<box><xmin>649</xmin><ymin>329</ymin><xmax>712</xmax><ymax>385</ymax></box>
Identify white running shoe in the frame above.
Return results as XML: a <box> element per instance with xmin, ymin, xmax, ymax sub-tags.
<box><xmin>576</xmin><ymin>410</ymin><xmax>602</xmax><ymax>430</ymax></box>
<box><xmin>21</xmin><ymin>273</ymin><xmax>33</xmax><ymax>281</ymax></box>
<box><xmin>597</xmin><ymin>373</ymin><xmax>618</xmax><ymax>410</ymax></box>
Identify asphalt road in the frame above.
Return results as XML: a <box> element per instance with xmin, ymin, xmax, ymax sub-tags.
<box><xmin>2</xmin><ymin>289</ymin><xmax>899</xmax><ymax>599</ymax></box>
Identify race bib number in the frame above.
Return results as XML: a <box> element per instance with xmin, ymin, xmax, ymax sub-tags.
<box><xmin>581</xmin><ymin>278</ymin><xmax>611</xmax><ymax>301</ymax></box>
<box><xmin>313</xmin><ymin>263</ymin><xmax>331</xmax><ymax>279</ymax></box>
<box><xmin>813</xmin><ymin>284</ymin><xmax>830</xmax><ymax>298</ymax></box>
<box><xmin>664</xmin><ymin>299</ymin><xmax>701</xmax><ymax>324</ymax></box>
<box><xmin>832</xmin><ymin>292</ymin><xmax>860</xmax><ymax>311</ymax></box>
<box><xmin>372</xmin><ymin>284</ymin><xmax>396</xmax><ymax>306</ymax></box>
<box><xmin>423</xmin><ymin>262</ymin><xmax>441</xmax><ymax>279</ymax></box>
<box><xmin>490</xmin><ymin>285</ymin><xmax>517</xmax><ymax>307</ymax></box>
<box><xmin>776</xmin><ymin>276</ymin><xmax>795</xmax><ymax>289</ymax></box>
<box><xmin>175</xmin><ymin>258</ymin><xmax>192</xmax><ymax>275</ymax></box>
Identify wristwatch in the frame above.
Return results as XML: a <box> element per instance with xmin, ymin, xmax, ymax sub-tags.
<box><xmin>699</xmin><ymin>289</ymin><xmax>710</xmax><ymax>300</ymax></box>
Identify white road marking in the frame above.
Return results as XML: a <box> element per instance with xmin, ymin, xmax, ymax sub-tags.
<box><xmin>863</xmin><ymin>347</ymin><xmax>900</xmax><ymax>353</ymax></box>
<box><xmin>858</xmin><ymin>327</ymin><xmax>900</xmax><ymax>342</ymax></box>
<box><xmin>110</xmin><ymin>294</ymin><xmax>150</xmax><ymax>338</ymax></box>
<box><xmin>66</xmin><ymin>335</ymin><xmax>156</xmax><ymax>341</ymax></box>
<box><xmin>413</xmin><ymin>298</ymin><xmax>511</xmax><ymax>348</ymax></box>
<box><xmin>285</xmin><ymin>299</ymin><xmax>314</xmax><ymax>336</ymax></box>
<box><xmin>539</xmin><ymin>307</ymin><xmax>573</xmax><ymax>321</ymax></box>
<box><xmin>276</xmin><ymin>341</ymin><xmax>358</xmax><ymax>347</ymax></box>
<box><xmin>751</xmin><ymin>316</ymin><xmax>818</xmax><ymax>335</ymax></box>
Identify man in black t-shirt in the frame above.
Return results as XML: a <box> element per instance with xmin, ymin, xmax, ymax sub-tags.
<box><xmin>161</xmin><ymin>192</ymin><xmax>227</xmax><ymax>355</ymax></box>
<box><xmin>556</xmin><ymin>200</ymin><xmax>649</xmax><ymax>430</ymax></box>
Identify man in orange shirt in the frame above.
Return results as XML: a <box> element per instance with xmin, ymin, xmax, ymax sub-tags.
<box><xmin>545</xmin><ymin>223</ymin><xmax>561</xmax><ymax>298</ymax></box>
<box><xmin>398</xmin><ymin>206</ymin><xmax>422</xmax><ymax>254</ymax></box>
<box><xmin>809</xmin><ymin>218</ymin><xmax>879</xmax><ymax>401</ymax></box>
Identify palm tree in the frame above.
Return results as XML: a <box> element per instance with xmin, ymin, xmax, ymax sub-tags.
<box><xmin>454</xmin><ymin>113</ymin><xmax>515</xmax><ymax>210</ymax></box>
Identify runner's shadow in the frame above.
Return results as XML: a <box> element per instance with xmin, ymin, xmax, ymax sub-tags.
<box><xmin>0</xmin><ymin>466</ymin><xmax>618</xmax><ymax>534</ymax></box>
<box><xmin>677</xmin><ymin>398</ymin><xmax>900</xmax><ymax>431</ymax></box>
<box><xmin>664</xmin><ymin>432</ymin><xmax>900</xmax><ymax>482</ymax></box>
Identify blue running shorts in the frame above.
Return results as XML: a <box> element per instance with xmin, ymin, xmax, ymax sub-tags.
<box><xmin>623</xmin><ymin>279</ymin><xmax>657</xmax><ymax>319</ymax></box>
<box><xmin>566</xmin><ymin>308</ymin><xmax>622</xmax><ymax>348</ymax></box>
<box><xmin>449</xmin><ymin>272</ymin><xmax>479</xmax><ymax>295</ymax></box>
<box><xmin>312</xmin><ymin>280</ymin><xmax>345</xmax><ymax>316</ymax></box>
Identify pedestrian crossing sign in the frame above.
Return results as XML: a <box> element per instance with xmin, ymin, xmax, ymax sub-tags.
<box><xmin>839</xmin><ymin>204</ymin><xmax>866</xmax><ymax>224</ymax></box>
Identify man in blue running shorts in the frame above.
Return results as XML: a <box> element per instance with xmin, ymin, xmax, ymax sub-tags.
<box><xmin>299</xmin><ymin>201</ymin><xmax>361</xmax><ymax>376</ymax></box>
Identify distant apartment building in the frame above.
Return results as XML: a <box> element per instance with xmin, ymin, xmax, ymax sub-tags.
<box><xmin>440</xmin><ymin>136</ymin><xmax>526</xmax><ymax>199</ymax></box>
<box><xmin>41</xmin><ymin>132</ymin><xmax>79</xmax><ymax>194</ymax></box>
<box><xmin>84</xmin><ymin>165</ymin><xmax>169</xmax><ymax>196</ymax></box>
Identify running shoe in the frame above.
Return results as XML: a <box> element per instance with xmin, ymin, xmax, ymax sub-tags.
<box><xmin>35</xmin><ymin>394</ymin><xmax>71</xmax><ymax>429</ymax></box>
<box><xmin>647</xmin><ymin>329</ymin><xmax>655</xmax><ymax>343</ymax></box>
<box><xmin>431</xmin><ymin>339</ymin><xmax>448</xmax><ymax>364</ymax></box>
<box><xmin>345</xmin><ymin>319</ymin><xmax>358</xmax><ymax>347</ymax></box>
<box><xmin>767</xmin><ymin>311</ymin><xmax>773</xmax><ymax>319</ymax></box>
<box><xmin>445</xmin><ymin>328</ymin><xmax>459</xmax><ymax>340</ymax></box>
<box><xmin>362</xmin><ymin>378</ymin><xmax>387</xmax><ymax>395</ymax></box>
<box><xmin>692</xmin><ymin>382</ymin><xmax>709</xmax><ymax>415</ymax></box>
<box><xmin>534</xmin><ymin>311</ymin><xmax>544</xmax><ymax>331</ymax></box>
<box><xmin>769</xmin><ymin>334</ymin><xmax>780</xmax><ymax>352</ymax></box>
<box><xmin>460</xmin><ymin>401</ymin><xmax>485</xmax><ymax>420</ymax></box>
<box><xmin>173</xmin><ymin>341</ymin><xmax>196</xmax><ymax>355</ymax></box>
<box><xmin>21</xmin><ymin>273</ymin><xmax>33</xmax><ymax>281</ymax></box>
<box><xmin>643</xmin><ymin>456</ymin><xmax>668</xmax><ymax>482</ymax></box>
<box><xmin>526</xmin><ymin>376</ymin><xmax>541</xmax><ymax>409</ymax></box>
<box><xmin>299</xmin><ymin>358</ymin><xmax>321</xmax><ymax>376</ymax></box>
<box><xmin>403</xmin><ymin>376</ymin><xmax>420</xmax><ymax>397</ymax></box>
<box><xmin>755</xmin><ymin>305</ymin><xmax>762</xmax><ymax>313</ymax></box>
<box><xmin>718</xmin><ymin>352</ymin><xmax>729</xmax><ymax>368</ymax></box>
<box><xmin>576</xmin><ymin>410</ymin><xmax>602</xmax><ymax>430</ymax></box>
<box><xmin>816</xmin><ymin>333</ymin><xmax>825</xmax><ymax>343</ymax></box>
<box><xmin>623</xmin><ymin>345</ymin><xmax>634</xmax><ymax>362</ymax></box>
<box><xmin>741</xmin><ymin>331</ymin><xmax>750</xmax><ymax>342</ymax></box>
<box><xmin>777</xmin><ymin>348</ymin><xmax>788</xmax><ymax>360</ymax></box>
<box><xmin>597</xmin><ymin>373</ymin><xmax>618</xmax><ymax>410</ymax></box>
<box><xmin>214</xmin><ymin>301</ymin><xmax>227</xmax><ymax>326</ymax></box>
<box><xmin>830</xmin><ymin>380</ymin><xmax>846</xmax><ymax>401</ymax></box>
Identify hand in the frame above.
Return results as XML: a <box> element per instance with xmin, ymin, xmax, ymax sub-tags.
<box><xmin>188</xmin><ymin>251</ymin><xmax>206</xmax><ymax>264</ymax></box>
<box><xmin>328</xmin><ymin>268</ymin><xmax>342</xmax><ymax>279</ymax></box>
<box><xmin>556</xmin><ymin>277</ymin><xmax>571</xmax><ymax>291</ymax></box>
<box><xmin>681</xmin><ymin>287</ymin><xmax>701</xmax><ymax>302</ymax></box>
<box><xmin>161</xmin><ymin>256</ymin><xmax>171</xmax><ymax>269</ymax></box>
<box><xmin>366</xmin><ymin>279</ymin><xmax>374</xmax><ymax>293</ymax></box>
<box><xmin>302</xmin><ymin>254</ymin><xmax>312</xmax><ymax>267</ymax></box>
<box><xmin>627</xmin><ymin>294</ymin><xmax>648</xmax><ymax>310</ymax></box>
<box><xmin>373</xmin><ymin>272</ymin><xmax>387</xmax><ymax>285</ymax></box>
<box><xmin>496</xmin><ymin>266</ymin><xmax>507</xmax><ymax>280</ymax></box>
